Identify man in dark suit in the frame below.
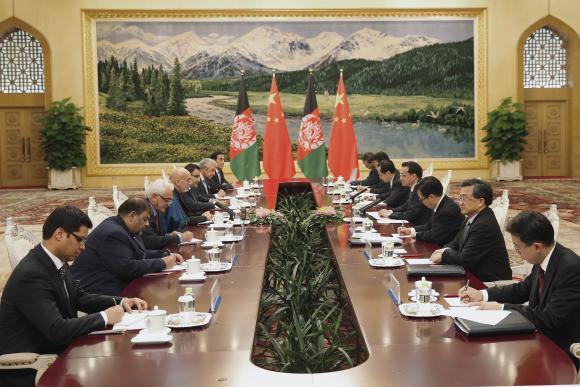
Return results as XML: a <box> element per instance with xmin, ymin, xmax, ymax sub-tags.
<box><xmin>185</xmin><ymin>163</ymin><xmax>215</xmax><ymax>203</ymax></box>
<box><xmin>350</xmin><ymin>152</ymin><xmax>379</xmax><ymax>187</ymax></box>
<box><xmin>0</xmin><ymin>206</ymin><xmax>147</xmax><ymax>387</ymax></box>
<box><xmin>71</xmin><ymin>198</ymin><xmax>183</xmax><ymax>296</ymax></box>
<box><xmin>400</xmin><ymin>176</ymin><xmax>463</xmax><ymax>245</ymax></box>
<box><xmin>368</xmin><ymin>152</ymin><xmax>391</xmax><ymax>194</ymax></box>
<box><xmin>142</xmin><ymin>178</ymin><xmax>194</xmax><ymax>250</ymax></box>
<box><xmin>169</xmin><ymin>167</ymin><xmax>214</xmax><ymax>226</ymax></box>
<box><xmin>198</xmin><ymin>158</ymin><xmax>226</xmax><ymax>198</ymax></box>
<box><xmin>460</xmin><ymin>211</ymin><xmax>580</xmax><ymax>368</ymax></box>
<box><xmin>375</xmin><ymin>160</ymin><xmax>409</xmax><ymax>209</ymax></box>
<box><xmin>430</xmin><ymin>179</ymin><xmax>512</xmax><ymax>282</ymax></box>
<box><xmin>209</xmin><ymin>151</ymin><xmax>234</xmax><ymax>191</ymax></box>
<box><xmin>378</xmin><ymin>161</ymin><xmax>432</xmax><ymax>226</ymax></box>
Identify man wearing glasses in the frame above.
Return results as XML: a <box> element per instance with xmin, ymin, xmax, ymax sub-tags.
<box><xmin>460</xmin><ymin>211</ymin><xmax>580</xmax><ymax>369</ymax></box>
<box><xmin>430</xmin><ymin>179</ymin><xmax>512</xmax><ymax>282</ymax></box>
<box><xmin>0</xmin><ymin>206</ymin><xmax>147</xmax><ymax>387</ymax></box>
<box><xmin>142</xmin><ymin>178</ymin><xmax>194</xmax><ymax>250</ymax></box>
<box><xmin>170</xmin><ymin>167</ymin><xmax>214</xmax><ymax>227</ymax></box>
<box><xmin>71</xmin><ymin>198</ymin><xmax>183</xmax><ymax>295</ymax></box>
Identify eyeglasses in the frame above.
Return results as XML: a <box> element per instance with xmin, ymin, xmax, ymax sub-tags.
<box><xmin>400</xmin><ymin>173</ymin><xmax>409</xmax><ymax>177</ymax></box>
<box><xmin>160</xmin><ymin>195</ymin><xmax>173</xmax><ymax>204</ymax></box>
<box><xmin>458</xmin><ymin>195</ymin><xmax>478</xmax><ymax>202</ymax></box>
<box><xmin>69</xmin><ymin>232</ymin><xmax>87</xmax><ymax>244</ymax></box>
<box><xmin>418</xmin><ymin>195</ymin><xmax>428</xmax><ymax>202</ymax></box>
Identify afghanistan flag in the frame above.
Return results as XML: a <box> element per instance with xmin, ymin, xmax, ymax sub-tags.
<box><xmin>297</xmin><ymin>71</ymin><xmax>328</xmax><ymax>179</ymax></box>
<box><xmin>229</xmin><ymin>75</ymin><xmax>261</xmax><ymax>181</ymax></box>
<box><xmin>328</xmin><ymin>70</ymin><xmax>359</xmax><ymax>180</ymax></box>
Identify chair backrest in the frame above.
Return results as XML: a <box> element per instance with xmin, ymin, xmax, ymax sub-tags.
<box><xmin>161</xmin><ymin>169</ymin><xmax>170</xmax><ymax>183</ymax></box>
<box><xmin>490</xmin><ymin>190</ymin><xmax>509</xmax><ymax>233</ymax></box>
<box><xmin>440</xmin><ymin>169</ymin><xmax>452</xmax><ymax>195</ymax></box>
<box><xmin>112</xmin><ymin>185</ymin><xmax>128</xmax><ymax>211</ymax></box>
<box><xmin>545</xmin><ymin>204</ymin><xmax>559</xmax><ymax>241</ymax></box>
<box><xmin>4</xmin><ymin>217</ymin><xmax>40</xmax><ymax>269</ymax></box>
<box><xmin>144</xmin><ymin>176</ymin><xmax>150</xmax><ymax>192</ymax></box>
<box><xmin>87</xmin><ymin>196</ymin><xmax>114</xmax><ymax>230</ymax></box>
<box><xmin>423</xmin><ymin>162</ymin><xmax>434</xmax><ymax>178</ymax></box>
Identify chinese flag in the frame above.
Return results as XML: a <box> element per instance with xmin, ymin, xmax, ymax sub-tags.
<box><xmin>328</xmin><ymin>71</ymin><xmax>359</xmax><ymax>180</ymax></box>
<box><xmin>263</xmin><ymin>73</ymin><xmax>296</xmax><ymax>179</ymax></box>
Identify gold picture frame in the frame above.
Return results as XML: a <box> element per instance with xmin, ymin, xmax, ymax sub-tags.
<box><xmin>81</xmin><ymin>8</ymin><xmax>487</xmax><ymax>177</ymax></box>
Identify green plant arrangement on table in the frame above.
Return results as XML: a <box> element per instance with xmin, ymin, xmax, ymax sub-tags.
<box><xmin>481</xmin><ymin>97</ymin><xmax>527</xmax><ymax>181</ymax></box>
<box><xmin>41</xmin><ymin>98</ymin><xmax>92</xmax><ymax>189</ymax></box>
<box><xmin>309</xmin><ymin>206</ymin><xmax>344</xmax><ymax>227</ymax></box>
<box><xmin>251</xmin><ymin>192</ymin><xmax>367</xmax><ymax>373</ymax></box>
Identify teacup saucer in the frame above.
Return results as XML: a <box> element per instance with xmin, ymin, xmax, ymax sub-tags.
<box><xmin>201</xmin><ymin>241</ymin><xmax>224</xmax><ymax>248</ymax></box>
<box><xmin>138</xmin><ymin>327</ymin><xmax>171</xmax><ymax>336</ymax></box>
<box><xmin>131</xmin><ymin>332</ymin><xmax>172</xmax><ymax>345</ymax></box>
<box><xmin>178</xmin><ymin>273</ymin><xmax>207</xmax><ymax>282</ymax></box>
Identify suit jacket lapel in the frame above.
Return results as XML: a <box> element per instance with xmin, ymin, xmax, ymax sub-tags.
<box><xmin>540</xmin><ymin>244</ymin><xmax>561</xmax><ymax>305</ymax></box>
<box><xmin>33</xmin><ymin>245</ymin><xmax>75</xmax><ymax>317</ymax></box>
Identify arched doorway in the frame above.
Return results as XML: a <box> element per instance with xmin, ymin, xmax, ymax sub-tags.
<box><xmin>517</xmin><ymin>16</ymin><xmax>580</xmax><ymax>178</ymax></box>
<box><xmin>0</xmin><ymin>17</ymin><xmax>51</xmax><ymax>187</ymax></box>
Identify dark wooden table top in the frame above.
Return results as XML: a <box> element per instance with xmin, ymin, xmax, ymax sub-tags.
<box><xmin>39</xmin><ymin>180</ymin><xmax>576</xmax><ymax>386</ymax></box>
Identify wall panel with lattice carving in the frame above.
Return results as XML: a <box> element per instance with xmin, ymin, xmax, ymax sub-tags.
<box><xmin>0</xmin><ymin>28</ymin><xmax>45</xmax><ymax>93</ymax></box>
<box><xmin>524</xmin><ymin>26</ymin><xmax>567</xmax><ymax>88</ymax></box>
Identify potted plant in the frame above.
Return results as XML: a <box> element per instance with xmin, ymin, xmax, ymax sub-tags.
<box><xmin>482</xmin><ymin>97</ymin><xmax>528</xmax><ymax>181</ymax></box>
<box><xmin>41</xmin><ymin>98</ymin><xmax>91</xmax><ymax>189</ymax></box>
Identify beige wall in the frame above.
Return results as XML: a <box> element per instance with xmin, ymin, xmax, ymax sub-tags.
<box><xmin>1</xmin><ymin>0</ymin><xmax>579</xmax><ymax>187</ymax></box>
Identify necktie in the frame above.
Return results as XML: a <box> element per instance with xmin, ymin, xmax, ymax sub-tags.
<box><xmin>461</xmin><ymin>221</ymin><xmax>471</xmax><ymax>243</ymax></box>
<box><xmin>59</xmin><ymin>266</ymin><xmax>69</xmax><ymax>299</ymax></box>
<box><xmin>217</xmin><ymin>170</ymin><xmax>222</xmax><ymax>184</ymax></box>
<box><xmin>538</xmin><ymin>267</ymin><xmax>545</xmax><ymax>295</ymax></box>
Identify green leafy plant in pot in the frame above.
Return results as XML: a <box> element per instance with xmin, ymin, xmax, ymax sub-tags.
<box><xmin>481</xmin><ymin>97</ymin><xmax>527</xmax><ymax>181</ymax></box>
<box><xmin>41</xmin><ymin>98</ymin><xmax>91</xmax><ymax>189</ymax></box>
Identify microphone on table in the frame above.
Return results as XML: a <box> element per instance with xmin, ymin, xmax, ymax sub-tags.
<box><xmin>349</xmin><ymin>186</ymin><xmax>369</xmax><ymax>203</ymax></box>
<box><xmin>359</xmin><ymin>194</ymin><xmax>388</xmax><ymax>215</ymax></box>
<box><xmin>214</xmin><ymin>200</ymin><xmax>235</xmax><ymax>218</ymax></box>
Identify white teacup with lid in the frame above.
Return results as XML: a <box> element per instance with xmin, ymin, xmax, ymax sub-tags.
<box><xmin>414</xmin><ymin>277</ymin><xmax>433</xmax><ymax>313</ymax></box>
<box><xmin>145</xmin><ymin>306</ymin><xmax>166</xmax><ymax>334</ymax></box>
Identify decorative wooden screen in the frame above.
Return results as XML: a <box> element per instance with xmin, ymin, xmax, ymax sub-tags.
<box><xmin>0</xmin><ymin>28</ymin><xmax>45</xmax><ymax>93</ymax></box>
<box><xmin>524</xmin><ymin>26</ymin><xmax>567</xmax><ymax>88</ymax></box>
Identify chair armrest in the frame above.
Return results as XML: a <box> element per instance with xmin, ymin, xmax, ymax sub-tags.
<box><xmin>0</xmin><ymin>353</ymin><xmax>58</xmax><ymax>385</ymax></box>
<box><xmin>0</xmin><ymin>352</ymin><xmax>39</xmax><ymax>365</ymax></box>
<box><xmin>571</xmin><ymin>343</ymin><xmax>580</xmax><ymax>359</ymax></box>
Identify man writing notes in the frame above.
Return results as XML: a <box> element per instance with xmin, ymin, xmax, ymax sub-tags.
<box><xmin>430</xmin><ymin>179</ymin><xmax>512</xmax><ymax>282</ymax></box>
<box><xmin>398</xmin><ymin>176</ymin><xmax>463</xmax><ymax>246</ymax></box>
<box><xmin>142</xmin><ymin>178</ymin><xmax>194</xmax><ymax>250</ymax></box>
<box><xmin>0</xmin><ymin>206</ymin><xmax>147</xmax><ymax>387</ymax></box>
<box><xmin>209</xmin><ymin>151</ymin><xmax>234</xmax><ymax>191</ymax></box>
<box><xmin>71</xmin><ymin>198</ymin><xmax>183</xmax><ymax>295</ymax></box>
<box><xmin>198</xmin><ymin>158</ymin><xmax>226</xmax><ymax>198</ymax></box>
<box><xmin>378</xmin><ymin>161</ymin><xmax>432</xmax><ymax>226</ymax></box>
<box><xmin>460</xmin><ymin>211</ymin><xmax>580</xmax><ymax>368</ymax></box>
<box><xmin>376</xmin><ymin>160</ymin><xmax>409</xmax><ymax>209</ymax></box>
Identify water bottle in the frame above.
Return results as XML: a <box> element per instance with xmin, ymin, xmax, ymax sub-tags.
<box><xmin>178</xmin><ymin>287</ymin><xmax>195</xmax><ymax>315</ymax></box>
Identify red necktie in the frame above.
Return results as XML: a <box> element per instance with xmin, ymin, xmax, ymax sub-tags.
<box><xmin>538</xmin><ymin>267</ymin><xmax>545</xmax><ymax>295</ymax></box>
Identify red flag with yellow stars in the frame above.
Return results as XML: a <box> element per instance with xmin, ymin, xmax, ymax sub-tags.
<box><xmin>328</xmin><ymin>70</ymin><xmax>359</xmax><ymax>180</ymax></box>
<box><xmin>263</xmin><ymin>72</ymin><xmax>296</xmax><ymax>179</ymax></box>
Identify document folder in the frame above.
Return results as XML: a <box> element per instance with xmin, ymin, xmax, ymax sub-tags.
<box><xmin>454</xmin><ymin>310</ymin><xmax>536</xmax><ymax>337</ymax></box>
<box><xmin>406</xmin><ymin>264</ymin><xmax>466</xmax><ymax>277</ymax></box>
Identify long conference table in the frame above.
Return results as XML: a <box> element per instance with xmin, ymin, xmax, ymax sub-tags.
<box><xmin>39</xmin><ymin>180</ymin><xmax>576</xmax><ymax>386</ymax></box>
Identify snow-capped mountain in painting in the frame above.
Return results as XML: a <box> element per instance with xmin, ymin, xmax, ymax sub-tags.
<box><xmin>97</xmin><ymin>24</ymin><xmax>441</xmax><ymax>79</ymax></box>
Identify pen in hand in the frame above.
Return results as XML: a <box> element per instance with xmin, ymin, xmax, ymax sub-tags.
<box><xmin>461</xmin><ymin>279</ymin><xmax>470</xmax><ymax>303</ymax></box>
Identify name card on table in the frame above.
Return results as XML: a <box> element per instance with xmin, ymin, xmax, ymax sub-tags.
<box><xmin>364</xmin><ymin>239</ymin><xmax>373</xmax><ymax>260</ymax></box>
<box><xmin>210</xmin><ymin>279</ymin><xmax>221</xmax><ymax>313</ymax></box>
<box><xmin>387</xmin><ymin>273</ymin><xmax>401</xmax><ymax>305</ymax></box>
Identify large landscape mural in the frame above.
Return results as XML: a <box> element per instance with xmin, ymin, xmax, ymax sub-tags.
<box><xmin>95</xmin><ymin>19</ymin><xmax>475</xmax><ymax>164</ymax></box>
